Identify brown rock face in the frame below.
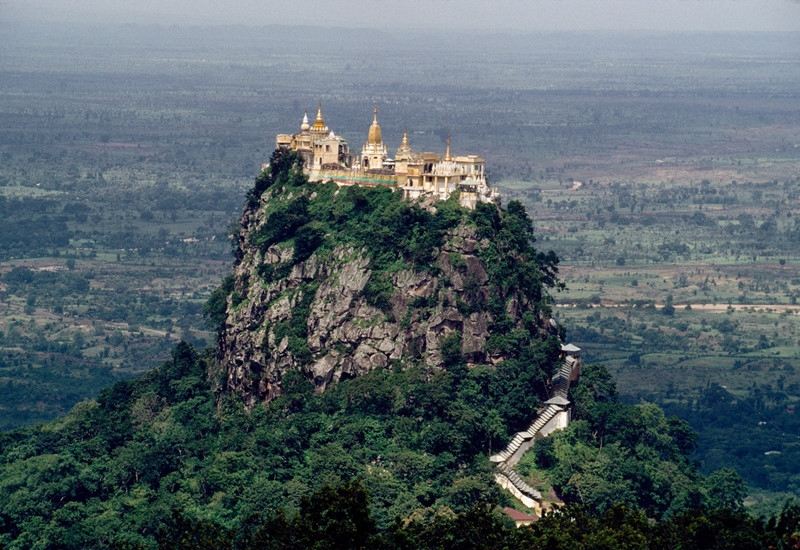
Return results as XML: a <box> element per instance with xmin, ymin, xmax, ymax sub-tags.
<box><xmin>216</xmin><ymin>198</ymin><xmax>545</xmax><ymax>408</ymax></box>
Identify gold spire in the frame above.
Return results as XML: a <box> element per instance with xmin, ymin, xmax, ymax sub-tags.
<box><xmin>444</xmin><ymin>134</ymin><xmax>452</xmax><ymax>161</ymax></box>
<box><xmin>367</xmin><ymin>105</ymin><xmax>383</xmax><ymax>145</ymax></box>
<box><xmin>401</xmin><ymin>129</ymin><xmax>409</xmax><ymax>149</ymax></box>
<box><xmin>312</xmin><ymin>102</ymin><xmax>327</xmax><ymax>131</ymax></box>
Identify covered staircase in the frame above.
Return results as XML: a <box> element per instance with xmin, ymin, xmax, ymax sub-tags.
<box><xmin>492</xmin><ymin>343</ymin><xmax>581</xmax><ymax>517</ymax></box>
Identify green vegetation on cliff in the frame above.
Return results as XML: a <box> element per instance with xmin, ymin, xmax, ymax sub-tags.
<box><xmin>240</xmin><ymin>149</ymin><xmax>559</xmax><ymax>314</ymax></box>
<box><xmin>243</xmin><ymin>148</ymin><xmax>469</xmax><ymax>296</ymax></box>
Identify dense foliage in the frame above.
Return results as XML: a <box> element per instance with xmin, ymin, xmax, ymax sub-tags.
<box><xmin>0</xmin><ymin>341</ymin><xmax>529</xmax><ymax>547</ymax></box>
<box><xmin>1</xmin><ymin>341</ymin><xmax>797</xmax><ymax>548</ymax></box>
<box><xmin>130</xmin><ymin>484</ymin><xmax>800</xmax><ymax>549</ymax></box>
<box><xmin>545</xmin><ymin>401</ymin><xmax>703</xmax><ymax>517</ymax></box>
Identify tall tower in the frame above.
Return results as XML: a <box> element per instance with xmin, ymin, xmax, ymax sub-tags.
<box><xmin>361</xmin><ymin>106</ymin><xmax>388</xmax><ymax>170</ymax></box>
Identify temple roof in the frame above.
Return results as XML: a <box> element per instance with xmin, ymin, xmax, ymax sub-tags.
<box><xmin>502</xmin><ymin>507</ymin><xmax>538</xmax><ymax>522</ymax></box>
<box><xmin>545</xmin><ymin>396</ymin><xmax>570</xmax><ymax>406</ymax></box>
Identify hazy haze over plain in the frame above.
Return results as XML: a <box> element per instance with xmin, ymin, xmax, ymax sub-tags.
<box><xmin>3</xmin><ymin>0</ymin><xmax>800</xmax><ymax>32</ymax></box>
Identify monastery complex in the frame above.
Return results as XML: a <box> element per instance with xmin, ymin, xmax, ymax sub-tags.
<box><xmin>275</xmin><ymin>106</ymin><xmax>499</xmax><ymax>209</ymax></box>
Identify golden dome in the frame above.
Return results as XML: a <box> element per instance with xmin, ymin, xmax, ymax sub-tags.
<box><xmin>312</xmin><ymin>104</ymin><xmax>327</xmax><ymax>132</ymax></box>
<box><xmin>367</xmin><ymin>107</ymin><xmax>383</xmax><ymax>145</ymax></box>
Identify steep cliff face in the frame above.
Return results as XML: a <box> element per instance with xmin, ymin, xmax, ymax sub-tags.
<box><xmin>216</xmin><ymin>150</ymin><xmax>560</xmax><ymax>407</ymax></box>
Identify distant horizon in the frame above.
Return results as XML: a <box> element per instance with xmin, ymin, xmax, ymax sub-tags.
<box><xmin>2</xmin><ymin>0</ymin><xmax>800</xmax><ymax>33</ymax></box>
<box><xmin>5</xmin><ymin>19</ymin><xmax>800</xmax><ymax>35</ymax></box>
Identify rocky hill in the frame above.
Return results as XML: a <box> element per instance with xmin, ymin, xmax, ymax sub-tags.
<box><xmin>215</xmin><ymin>149</ymin><xmax>563</xmax><ymax>407</ymax></box>
<box><xmin>0</xmin><ymin>148</ymin><xmax>781</xmax><ymax>549</ymax></box>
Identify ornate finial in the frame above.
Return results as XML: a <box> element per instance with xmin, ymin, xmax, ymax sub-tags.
<box><xmin>445</xmin><ymin>134</ymin><xmax>452</xmax><ymax>161</ymax></box>
<box><xmin>373</xmin><ymin>105</ymin><xmax>378</xmax><ymax>123</ymax></box>
<box><xmin>315</xmin><ymin>102</ymin><xmax>324</xmax><ymax>122</ymax></box>
<box><xmin>396</xmin><ymin>129</ymin><xmax>411</xmax><ymax>158</ymax></box>
<box><xmin>301</xmin><ymin>111</ymin><xmax>310</xmax><ymax>131</ymax></box>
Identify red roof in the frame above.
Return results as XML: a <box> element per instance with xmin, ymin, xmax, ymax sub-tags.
<box><xmin>502</xmin><ymin>507</ymin><xmax>538</xmax><ymax>522</ymax></box>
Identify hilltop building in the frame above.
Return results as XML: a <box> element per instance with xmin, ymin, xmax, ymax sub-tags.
<box><xmin>274</xmin><ymin>105</ymin><xmax>499</xmax><ymax>209</ymax></box>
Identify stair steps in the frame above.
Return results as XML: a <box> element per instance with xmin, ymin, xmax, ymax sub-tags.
<box><xmin>492</xmin><ymin>344</ymin><xmax>579</xmax><ymax>508</ymax></box>
<box><xmin>497</xmin><ymin>463</ymin><xmax>542</xmax><ymax>501</ymax></box>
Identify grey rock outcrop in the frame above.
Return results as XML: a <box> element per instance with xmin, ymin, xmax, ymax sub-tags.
<box><xmin>216</xmin><ymin>196</ymin><xmax>546</xmax><ymax>408</ymax></box>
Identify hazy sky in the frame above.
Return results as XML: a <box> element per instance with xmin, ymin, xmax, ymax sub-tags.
<box><xmin>3</xmin><ymin>0</ymin><xmax>800</xmax><ymax>32</ymax></box>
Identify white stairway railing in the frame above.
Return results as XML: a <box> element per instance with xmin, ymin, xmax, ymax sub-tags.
<box><xmin>491</xmin><ymin>345</ymin><xmax>581</xmax><ymax>515</ymax></box>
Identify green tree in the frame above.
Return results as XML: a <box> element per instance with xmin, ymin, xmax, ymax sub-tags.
<box><xmin>663</xmin><ymin>294</ymin><xmax>675</xmax><ymax>316</ymax></box>
<box><xmin>704</xmin><ymin>468</ymin><xmax>747</xmax><ymax>513</ymax></box>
